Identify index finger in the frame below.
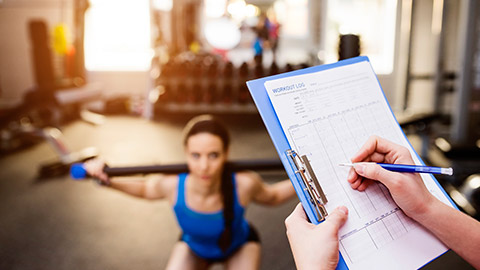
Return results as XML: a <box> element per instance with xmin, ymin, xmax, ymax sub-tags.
<box><xmin>351</xmin><ymin>136</ymin><xmax>404</xmax><ymax>163</ymax></box>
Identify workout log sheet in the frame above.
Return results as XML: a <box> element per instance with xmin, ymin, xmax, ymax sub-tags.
<box><xmin>264</xmin><ymin>61</ymin><xmax>453</xmax><ymax>270</ymax></box>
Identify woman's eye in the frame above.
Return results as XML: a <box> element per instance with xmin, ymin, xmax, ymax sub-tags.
<box><xmin>208</xmin><ymin>152</ymin><xmax>219</xmax><ymax>159</ymax></box>
<box><xmin>191</xmin><ymin>153</ymin><xmax>200</xmax><ymax>159</ymax></box>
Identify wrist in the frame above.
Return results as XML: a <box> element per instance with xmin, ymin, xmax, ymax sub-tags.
<box><xmin>411</xmin><ymin>195</ymin><xmax>442</xmax><ymax>225</ymax></box>
<box><xmin>95</xmin><ymin>178</ymin><xmax>111</xmax><ymax>187</ymax></box>
<box><xmin>293</xmin><ymin>252</ymin><xmax>338</xmax><ymax>270</ymax></box>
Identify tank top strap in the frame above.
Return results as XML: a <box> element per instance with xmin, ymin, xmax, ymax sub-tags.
<box><xmin>231</xmin><ymin>173</ymin><xmax>244</xmax><ymax>210</ymax></box>
<box><xmin>176</xmin><ymin>173</ymin><xmax>188</xmax><ymax>207</ymax></box>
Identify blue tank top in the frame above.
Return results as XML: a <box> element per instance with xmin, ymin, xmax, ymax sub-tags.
<box><xmin>173</xmin><ymin>173</ymin><xmax>250</xmax><ymax>260</ymax></box>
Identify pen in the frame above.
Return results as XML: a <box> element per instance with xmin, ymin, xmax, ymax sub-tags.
<box><xmin>338</xmin><ymin>162</ymin><xmax>453</xmax><ymax>176</ymax></box>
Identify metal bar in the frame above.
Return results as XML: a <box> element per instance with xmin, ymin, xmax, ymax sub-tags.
<box><xmin>103</xmin><ymin>159</ymin><xmax>284</xmax><ymax>177</ymax></box>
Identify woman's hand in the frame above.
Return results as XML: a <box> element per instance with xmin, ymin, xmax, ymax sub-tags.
<box><xmin>347</xmin><ymin>135</ymin><xmax>436</xmax><ymax>219</ymax></box>
<box><xmin>83</xmin><ymin>158</ymin><xmax>110</xmax><ymax>186</ymax></box>
<box><xmin>285</xmin><ymin>203</ymin><xmax>348</xmax><ymax>270</ymax></box>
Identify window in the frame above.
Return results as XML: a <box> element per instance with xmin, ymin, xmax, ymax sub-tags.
<box><xmin>84</xmin><ymin>0</ymin><xmax>151</xmax><ymax>71</ymax></box>
<box><xmin>274</xmin><ymin>0</ymin><xmax>308</xmax><ymax>39</ymax></box>
<box><xmin>325</xmin><ymin>0</ymin><xmax>397</xmax><ymax>74</ymax></box>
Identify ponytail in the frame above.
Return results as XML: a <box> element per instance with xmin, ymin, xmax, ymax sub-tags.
<box><xmin>217</xmin><ymin>164</ymin><xmax>234</xmax><ymax>252</ymax></box>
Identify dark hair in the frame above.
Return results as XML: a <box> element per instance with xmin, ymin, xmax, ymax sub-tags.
<box><xmin>183</xmin><ymin>115</ymin><xmax>230</xmax><ymax>150</ymax></box>
<box><xmin>183</xmin><ymin>115</ymin><xmax>233</xmax><ymax>252</ymax></box>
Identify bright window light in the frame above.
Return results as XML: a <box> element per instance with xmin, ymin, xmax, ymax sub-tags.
<box><xmin>205</xmin><ymin>17</ymin><xmax>241</xmax><ymax>50</ymax></box>
<box><xmin>227</xmin><ymin>0</ymin><xmax>247</xmax><ymax>22</ymax></box>
<box><xmin>152</xmin><ymin>0</ymin><xmax>172</xmax><ymax>11</ymax></box>
<box><xmin>325</xmin><ymin>0</ymin><xmax>397</xmax><ymax>74</ymax></box>
<box><xmin>205</xmin><ymin>0</ymin><xmax>226</xmax><ymax>18</ymax></box>
<box><xmin>245</xmin><ymin>4</ymin><xmax>260</xmax><ymax>18</ymax></box>
<box><xmin>85</xmin><ymin>0</ymin><xmax>151</xmax><ymax>71</ymax></box>
<box><xmin>274</xmin><ymin>0</ymin><xmax>308</xmax><ymax>38</ymax></box>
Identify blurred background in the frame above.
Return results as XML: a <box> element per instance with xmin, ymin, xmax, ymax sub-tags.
<box><xmin>0</xmin><ymin>0</ymin><xmax>479</xmax><ymax>269</ymax></box>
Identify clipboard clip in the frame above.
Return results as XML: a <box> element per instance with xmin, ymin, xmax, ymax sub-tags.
<box><xmin>286</xmin><ymin>149</ymin><xmax>328</xmax><ymax>222</ymax></box>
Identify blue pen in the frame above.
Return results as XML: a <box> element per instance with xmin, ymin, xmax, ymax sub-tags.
<box><xmin>338</xmin><ymin>162</ymin><xmax>453</xmax><ymax>175</ymax></box>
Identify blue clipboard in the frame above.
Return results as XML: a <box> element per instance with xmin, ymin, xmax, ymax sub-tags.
<box><xmin>247</xmin><ymin>56</ymin><xmax>457</xmax><ymax>270</ymax></box>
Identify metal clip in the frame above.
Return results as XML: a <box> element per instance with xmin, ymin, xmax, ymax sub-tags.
<box><xmin>286</xmin><ymin>149</ymin><xmax>328</xmax><ymax>222</ymax></box>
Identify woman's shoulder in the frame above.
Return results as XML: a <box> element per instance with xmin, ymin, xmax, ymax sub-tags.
<box><xmin>235</xmin><ymin>171</ymin><xmax>262</xmax><ymax>189</ymax></box>
<box><xmin>234</xmin><ymin>171</ymin><xmax>264</xmax><ymax>205</ymax></box>
<box><xmin>146</xmin><ymin>174</ymin><xmax>180</xmax><ymax>203</ymax></box>
<box><xmin>163</xmin><ymin>174</ymin><xmax>180</xmax><ymax>180</ymax></box>
<box><xmin>149</xmin><ymin>174</ymin><xmax>179</xmax><ymax>190</ymax></box>
<box><xmin>235</xmin><ymin>170</ymin><xmax>260</xmax><ymax>179</ymax></box>
<box><xmin>150</xmin><ymin>173</ymin><xmax>179</xmax><ymax>181</ymax></box>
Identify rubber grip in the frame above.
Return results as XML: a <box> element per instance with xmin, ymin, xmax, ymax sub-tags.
<box><xmin>70</xmin><ymin>163</ymin><xmax>87</xmax><ymax>179</ymax></box>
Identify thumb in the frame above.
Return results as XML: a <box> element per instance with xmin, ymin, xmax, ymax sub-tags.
<box><xmin>325</xmin><ymin>206</ymin><xmax>348</xmax><ymax>231</ymax></box>
<box><xmin>286</xmin><ymin>203</ymin><xmax>308</xmax><ymax>226</ymax></box>
<box><xmin>291</xmin><ymin>202</ymin><xmax>308</xmax><ymax>220</ymax></box>
<box><xmin>354</xmin><ymin>163</ymin><xmax>398</xmax><ymax>187</ymax></box>
<box><xmin>285</xmin><ymin>203</ymin><xmax>310</xmax><ymax>232</ymax></box>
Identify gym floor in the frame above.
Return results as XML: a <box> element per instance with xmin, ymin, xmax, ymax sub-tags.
<box><xmin>0</xmin><ymin>114</ymin><xmax>474</xmax><ymax>269</ymax></box>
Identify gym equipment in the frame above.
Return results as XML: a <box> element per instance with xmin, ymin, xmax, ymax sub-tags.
<box><xmin>269</xmin><ymin>61</ymin><xmax>279</xmax><ymax>76</ymax></box>
<box><xmin>70</xmin><ymin>159</ymin><xmax>284</xmax><ymax>180</ymax></box>
<box><xmin>284</xmin><ymin>63</ymin><xmax>295</xmax><ymax>73</ymax></box>
<box><xmin>223</xmin><ymin>61</ymin><xmax>234</xmax><ymax>78</ymax></box>
<box><xmin>397</xmin><ymin>112</ymin><xmax>441</xmax><ymax>160</ymax></box>
<box><xmin>150</xmin><ymin>51</ymin><xmax>311</xmax><ymax>115</ymax></box>
<box><xmin>36</xmin><ymin>126</ymin><xmax>98</xmax><ymax>179</ymax></box>
<box><xmin>239</xmin><ymin>62</ymin><xmax>249</xmax><ymax>78</ymax></box>
<box><xmin>338</xmin><ymin>34</ymin><xmax>361</xmax><ymax>60</ymax></box>
<box><xmin>458</xmin><ymin>174</ymin><xmax>480</xmax><ymax>218</ymax></box>
<box><xmin>0</xmin><ymin>116</ymin><xmax>98</xmax><ymax>178</ymax></box>
<box><xmin>0</xmin><ymin>18</ymin><xmax>102</xmax><ymax>154</ymax></box>
<box><xmin>254</xmin><ymin>63</ymin><xmax>264</xmax><ymax>79</ymax></box>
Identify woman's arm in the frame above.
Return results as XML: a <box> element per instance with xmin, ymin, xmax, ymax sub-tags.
<box><xmin>350</xmin><ymin>136</ymin><xmax>480</xmax><ymax>269</ymax></box>
<box><xmin>243</xmin><ymin>172</ymin><xmax>296</xmax><ymax>206</ymax></box>
<box><xmin>414</xmin><ymin>198</ymin><xmax>480</xmax><ymax>269</ymax></box>
<box><xmin>84</xmin><ymin>159</ymin><xmax>174</xmax><ymax>200</ymax></box>
<box><xmin>108</xmin><ymin>176</ymin><xmax>171</xmax><ymax>200</ymax></box>
<box><xmin>357</xmin><ymin>161</ymin><xmax>480</xmax><ymax>268</ymax></box>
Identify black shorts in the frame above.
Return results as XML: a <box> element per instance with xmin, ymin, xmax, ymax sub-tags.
<box><xmin>246</xmin><ymin>223</ymin><xmax>261</xmax><ymax>243</ymax></box>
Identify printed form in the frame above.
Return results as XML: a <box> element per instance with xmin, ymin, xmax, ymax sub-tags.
<box><xmin>264</xmin><ymin>61</ymin><xmax>451</xmax><ymax>269</ymax></box>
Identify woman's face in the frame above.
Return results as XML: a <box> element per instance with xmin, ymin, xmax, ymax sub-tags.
<box><xmin>185</xmin><ymin>133</ymin><xmax>228</xmax><ymax>185</ymax></box>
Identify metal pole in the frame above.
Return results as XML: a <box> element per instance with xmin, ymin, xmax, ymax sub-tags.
<box><xmin>432</xmin><ymin>0</ymin><xmax>448</xmax><ymax>114</ymax></box>
<box><xmin>451</xmin><ymin>0</ymin><xmax>478</xmax><ymax>145</ymax></box>
<box><xmin>403</xmin><ymin>0</ymin><xmax>416</xmax><ymax>110</ymax></box>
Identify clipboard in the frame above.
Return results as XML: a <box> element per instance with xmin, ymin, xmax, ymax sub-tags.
<box><xmin>247</xmin><ymin>56</ymin><xmax>458</xmax><ymax>270</ymax></box>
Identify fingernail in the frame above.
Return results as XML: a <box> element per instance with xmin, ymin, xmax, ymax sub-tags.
<box><xmin>347</xmin><ymin>169</ymin><xmax>355</xmax><ymax>181</ymax></box>
<box><xmin>354</xmin><ymin>164</ymin><xmax>365</xmax><ymax>175</ymax></box>
<box><xmin>337</xmin><ymin>206</ymin><xmax>348</xmax><ymax>215</ymax></box>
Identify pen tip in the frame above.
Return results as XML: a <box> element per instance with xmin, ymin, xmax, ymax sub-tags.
<box><xmin>338</xmin><ymin>163</ymin><xmax>353</xmax><ymax>167</ymax></box>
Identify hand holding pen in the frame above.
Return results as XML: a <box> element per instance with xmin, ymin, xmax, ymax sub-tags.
<box><xmin>346</xmin><ymin>136</ymin><xmax>438</xmax><ymax>219</ymax></box>
<box><xmin>287</xmin><ymin>136</ymin><xmax>480</xmax><ymax>270</ymax></box>
<box><xmin>339</xmin><ymin>163</ymin><xmax>453</xmax><ymax>175</ymax></box>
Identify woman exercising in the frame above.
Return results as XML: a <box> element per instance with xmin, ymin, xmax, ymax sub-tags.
<box><xmin>84</xmin><ymin>115</ymin><xmax>296</xmax><ymax>270</ymax></box>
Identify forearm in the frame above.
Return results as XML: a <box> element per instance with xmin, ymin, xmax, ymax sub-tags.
<box><xmin>107</xmin><ymin>179</ymin><xmax>148</xmax><ymax>198</ymax></box>
<box><xmin>269</xmin><ymin>179</ymin><xmax>296</xmax><ymax>205</ymax></box>
<box><xmin>415</xmin><ymin>199</ymin><xmax>480</xmax><ymax>269</ymax></box>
